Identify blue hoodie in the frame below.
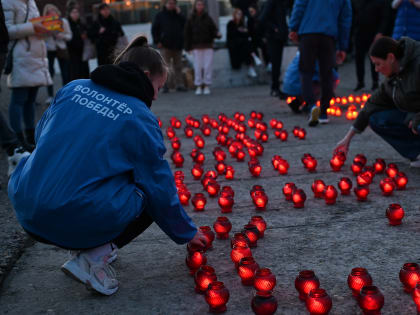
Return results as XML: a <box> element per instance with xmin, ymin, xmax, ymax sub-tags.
<box><xmin>288</xmin><ymin>0</ymin><xmax>352</xmax><ymax>51</ymax></box>
<box><xmin>8</xmin><ymin>76</ymin><xmax>197</xmax><ymax>249</ymax></box>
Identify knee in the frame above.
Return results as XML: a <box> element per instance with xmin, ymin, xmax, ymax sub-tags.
<box><xmin>369</xmin><ymin>112</ymin><xmax>387</xmax><ymax>130</ymax></box>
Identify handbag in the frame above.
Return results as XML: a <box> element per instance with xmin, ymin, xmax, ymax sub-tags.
<box><xmin>4</xmin><ymin>4</ymin><xmax>29</xmax><ymax>75</ymax></box>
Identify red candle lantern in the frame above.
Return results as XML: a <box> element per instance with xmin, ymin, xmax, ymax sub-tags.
<box><xmin>311</xmin><ymin>180</ymin><xmax>326</xmax><ymax>198</ymax></box>
<box><xmin>260</xmin><ymin>132</ymin><xmax>269</xmax><ymax>142</ymax></box>
<box><xmin>199</xmin><ymin>226</ymin><xmax>215</xmax><ymax>250</ymax></box>
<box><xmin>386</xmin><ymin>163</ymin><xmax>399</xmax><ymax>178</ymax></box>
<box><xmin>213</xmin><ymin>148</ymin><xmax>226</xmax><ymax>162</ymax></box>
<box><xmin>338</xmin><ymin>177</ymin><xmax>353</xmax><ymax>195</ymax></box>
<box><xmin>256</xmin><ymin>112</ymin><xmax>264</xmax><ymax>120</ymax></box>
<box><xmin>358</xmin><ymin>286</ymin><xmax>384</xmax><ymax>315</ymax></box>
<box><xmin>298</xmin><ymin>128</ymin><xmax>307</xmax><ymax>140</ymax></box>
<box><xmin>357</xmin><ymin>171</ymin><xmax>373</xmax><ymax>186</ymax></box>
<box><xmin>236</xmin><ymin>149</ymin><xmax>246</xmax><ymax>161</ymax></box>
<box><xmin>379</xmin><ymin>177</ymin><xmax>395</xmax><ymax>196</ymax></box>
<box><xmin>205</xmin><ymin>281</ymin><xmax>230</xmax><ymax>313</ymax></box>
<box><xmin>207</xmin><ymin>180</ymin><xmax>221</xmax><ymax>197</ymax></box>
<box><xmin>254</xmin><ymin>268</ymin><xmax>276</xmax><ymax>294</ymax></box>
<box><xmin>158</xmin><ymin>117</ymin><xmax>162</xmax><ymax>128</ymax></box>
<box><xmin>201</xmin><ymin>125</ymin><xmax>212</xmax><ymax>137</ymax></box>
<box><xmin>292</xmin><ymin>189</ymin><xmax>307</xmax><ymax>208</ymax></box>
<box><xmin>272</xmin><ymin>155</ymin><xmax>282</xmax><ymax>170</ymax></box>
<box><xmin>400</xmin><ymin>263</ymin><xmax>420</xmax><ymax>293</ymax></box>
<box><xmin>250</xmin><ymin>185</ymin><xmax>264</xmax><ymax>197</ymax></box>
<box><xmin>353</xmin><ymin>154</ymin><xmax>367</xmax><ymax>166</ymax></box>
<box><xmin>394</xmin><ymin>171</ymin><xmax>408</xmax><ymax>190</ymax></box>
<box><xmin>191</xmin><ymin>164</ymin><xmax>204</xmax><ymax>180</ymax></box>
<box><xmin>249</xmin><ymin>160</ymin><xmax>262</xmax><ymax>177</ymax></box>
<box><xmin>178</xmin><ymin>189</ymin><xmax>191</xmax><ymax>205</ymax></box>
<box><xmin>283</xmin><ymin>182</ymin><xmax>296</xmax><ymax>201</ymax></box>
<box><xmin>248</xmin><ymin>118</ymin><xmax>256</xmax><ymax>128</ymax></box>
<box><xmin>386</xmin><ymin>203</ymin><xmax>404</xmax><ymax>226</ymax></box>
<box><xmin>193</xmin><ymin>151</ymin><xmax>205</xmax><ymax>164</ymax></box>
<box><xmin>231</xmin><ymin>232</ymin><xmax>249</xmax><ymax>248</ymax></box>
<box><xmin>269</xmin><ymin>118</ymin><xmax>277</xmax><ymax>128</ymax></box>
<box><xmin>354</xmin><ymin>186</ymin><xmax>369</xmax><ymax>201</ymax></box>
<box><xmin>221</xmin><ymin>185</ymin><xmax>235</xmax><ymax>197</ymax></box>
<box><xmin>238</xmin><ymin>257</ymin><xmax>260</xmax><ymax>285</ymax></box>
<box><xmin>194</xmin><ymin>135</ymin><xmax>205</xmax><ymax>148</ymax></box>
<box><xmin>225</xmin><ymin>165</ymin><xmax>235</xmax><ymax>180</ymax></box>
<box><xmin>242</xmin><ymin>224</ymin><xmax>260</xmax><ymax>248</ymax></box>
<box><xmin>186</xmin><ymin>250</ymin><xmax>207</xmax><ymax>275</ymax></box>
<box><xmin>192</xmin><ymin>193</ymin><xmax>207</xmax><ymax>211</ymax></box>
<box><xmin>279</xmin><ymin>129</ymin><xmax>288</xmax><ymax>141</ymax></box>
<box><xmin>251</xmin><ymin>292</ymin><xmax>278</xmax><ymax>315</ymax></box>
<box><xmin>347</xmin><ymin>268</ymin><xmax>373</xmax><ymax>297</ymax></box>
<box><xmin>218</xmin><ymin>194</ymin><xmax>234</xmax><ymax>213</ymax></box>
<box><xmin>412</xmin><ymin>283</ymin><xmax>420</xmax><ymax>313</ymax></box>
<box><xmin>249</xmin><ymin>216</ymin><xmax>267</xmax><ymax>238</ymax></box>
<box><xmin>195</xmin><ymin>265</ymin><xmax>217</xmax><ymax>293</ymax></box>
<box><xmin>295</xmin><ymin>270</ymin><xmax>320</xmax><ymax>301</ymax></box>
<box><xmin>324</xmin><ymin>185</ymin><xmax>338</xmax><ymax>205</ymax></box>
<box><xmin>215</xmin><ymin>162</ymin><xmax>226</xmax><ymax>175</ymax></box>
<box><xmin>213</xmin><ymin>217</ymin><xmax>232</xmax><ymax>239</ymax></box>
<box><xmin>166</xmin><ymin>127</ymin><xmax>176</xmax><ymax>139</ymax></box>
<box><xmin>276</xmin><ymin>120</ymin><xmax>283</xmax><ymax>129</ymax></box>
<box><xmin>303</xmin><ymin>155</ymin><xmax>318</xmax><ymax>172</ymax></box>
<box><xmin>171</xmin><ymin>151</ymin><xmax>184</xmax><ymax>168</ymax></box>
<box><xmin>351</xmin><ymin>161</ymin><xmax>364</xmax><ymax>176</ymax></box>
<box><xmin>253</xmin><ymin>191</ymin><xmax>268</xmax><ymax>211</ymax></box>
<box><xmin>293</xmin><ymin>126</ymin><xmax>300</xmax><ymax>137</ymax></box>
<box><xmin>170</xmin><ymin>117</ymin><xmax>182</xmax><ymax>128</ymax></box>
<box><xmin>187</xmin><ymin>242</ymin><xmax>205</xmax><ymax>255</ymax></box>
<box><xmin>277</xmin><ymin>158</ymin><xmax>290</xmax><ymax>175</ymax></box>
<box><xmin>231</xmin><ymin>244</ymin><xmax>252</xmax><ymax>267</ymax></box>
<box><xmin>171</xmin><ymin>137</ymin><xmax>181</xmax><ymax>151</ymax></box>
<box><xmin>373</xmin><ymin>158</ymin><xmax>386</xmax><ymax>174</ymax></box>
<box><xmin>305</xmin><ymin>288</ymin><xmax>332</xmax><ymax>315</ymax></box>
<box><xmin>330</xmin><ymin>154</ymin><xmax>345</xmax><ymax>172</ymax></box>
<box><xmin>202</xmin><ymin>114</ymin><xmax>210</xmax><ymax>124</ymax></box>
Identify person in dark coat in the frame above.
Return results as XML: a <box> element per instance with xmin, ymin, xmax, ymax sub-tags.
<box><xmin>67</xmin><ymin>6</ymin><xmax>89</xmax><ymax>80</ymax></box>
<box><xmin>352</xmin><ymin>0</ymin><xmax>386</xmax><ymax>92</ymax></box>
<box><xmin>152</xmin><ymin>0</ymin><xmax>186</xmax><ymax>91</ymax></box>
<box><xmin>89</xmin><ymin>3</ymin><xmax>124</xmax><ymax>66</ymax></box>
<box><xmin>247</xmin><ymin>5</ymin><xmax>268</xmax><ymax>66</ymax></box>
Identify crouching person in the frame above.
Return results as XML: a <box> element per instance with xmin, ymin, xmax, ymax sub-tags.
<box><xmin>8</xmin><ymin>35</ymin><xmax>207</xmax><ymax>296</ymax></box>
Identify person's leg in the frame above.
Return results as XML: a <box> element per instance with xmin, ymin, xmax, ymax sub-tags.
<box><xmin>0</xmin><ymin>112</ymin><xmax>19</xmax><ymax>152</ymax></box>
<box><xmin>317</xmin><ymin>35</ymin><xmax>335</xmax><ymax>119</ymax></box>
<box><xmin>22</xmin><ymin>87</ymin><xmax>38</xmax><ymax>145</ymax></box>
<box><xmin>161</xmin><ymin>48</ymin><xmax>174</xmax><ymax>90</ymax></box>
<box><xmin>193</xmin><ymin>49</ymin><xmax>204</xmax><ymax>87</ymax></box>
<box><xmin>203</xmin><ymin>48</ymin><xmax>214</xmax><ymax>87</ymax></box>
<box><xmin>57</xmin><ymin>57</ymin><xmax>70</xmax><ymax>86</ymax></box>
<box><xmin>298</xmin><ymin>35</ymin><xmax>317</xmax><ymax>110</ymax></box>
<box><xmin>47</xmin><ymin>51</ymin><xmax>56</xmax><ymax>97</ymax></box>
<box><xmin>268</xmin><ymin>39</ymin><xmax>282</xmax><ymax>93</ymax></box>
<box><xmin>9</xmin><ymin>87</ymin><xmax>27</xmax><ymax>136</ymax></box>
<box><xmin>369</xmin><ymin>109</ymin><xmax>420</xmax><ymax>161</ymax></box>
<box><xmin>173</xmin><ymin>49</ymin><xmax>186</xmax><ymax>90</ymax></box>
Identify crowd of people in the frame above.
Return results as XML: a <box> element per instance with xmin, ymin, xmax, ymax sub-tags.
<box><xmin>0</xmin><ymin>0</ymin><xmax>420</xmax><ymax>298</ymax></box>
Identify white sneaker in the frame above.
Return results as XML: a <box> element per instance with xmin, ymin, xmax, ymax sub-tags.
<box><xmin>195</xmin><ymin>87</ymin><xmax>203</xmax><ymax>95</ymax></box>
<box><xmin>203</xmin><ymin>86</ymin><xmax>211</xmax><ymax>95</ymax></box>
<box><xmin>253</xmin><ymin>55</ymin><xmax>263</xmax><ymax>66</ymax></box>
<box><xmin>45</xmin><ymin>97</ymin><xmax>53</xmax><ymax>106</ymax></box>
<box><xmin>248</xmin><ymin>66</ymin><xmax>258</xmax><ymax>78</ymax></box>
<box><xmin>61</xmin><ymin>251</ymin><xmax>119</xmax><ymax>295</ymax></box>
<box><xmin>8</xmin><ymin>147</ymin><xmax>30</xmax><ymax>177</ymax></box>
<box><xmin>410</xmin><ymin>159</ymin><xmax>420</xmax><ymax>168</ymax></box>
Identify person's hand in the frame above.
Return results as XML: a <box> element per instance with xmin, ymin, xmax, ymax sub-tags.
<box><xmin>334</xmin><ymin>137</ymin><xmax>350</xmax><ymax>156</ymax></box>
<box><xmin>99</xmin><ymin>26</ymin><xmax>106</xmax><ymax>34</ymax></box>
<box><xmin>33</xmin><ymin>23</ymin><xmax>49</xmax><ymax>35</ymax></box>
<box><xmin>157</xmin><ymin>43</ymin><xmax>163</xmax><ymax>49</ymax></box>
<box><xmin>409</xmin><ymin>120</ymin><xmax>418</xmax><ymax>135</ymax></box>
<box><xmin>336</xmin><ymin>50</ymin><xmax>346</xmax><ymax>65</ymax></box>
<box><xmin>189</xmin><ymin>230</ymin><xmax>207</xmax><ymax>248</ymax></box>
<box><xmin>288</xmin><ymin>31</ymin><xmax>298</xmax><ymax>43</ymax></box>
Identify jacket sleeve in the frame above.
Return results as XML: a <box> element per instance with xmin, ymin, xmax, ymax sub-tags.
<box><xmin>337</xmin><ymin>0</ymin><xmax>352</xmax><ymax>51</ymax></box>
<box><xmin>56</xmin><ymin>18</ymin><xmax>72</xmax><ymax>41</ymax></box>
<box><xmin>3</xmin><ymin>1</ymin><xmax>35</xmax><ymax>39</ymax></box>
<box><xmin>352</xmin><ymin>82</ymin><xmax>395</xmax><ymax>132</ymax></box>
<box><xmin>151</xmin><ymin>12</ymin><xmax>161</xmax><ymax>44</ymax></box>
<box><xmin>127</xmin><ymin>112</ymin><xmax>197</xmax><ymax>244</ymax></box>
<box><xmin>288</xmin><ymin>0</ymin><xmax>308</xmax><ymax>31</ymax></box>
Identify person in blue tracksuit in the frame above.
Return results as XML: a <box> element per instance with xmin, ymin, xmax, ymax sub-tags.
<box><xmin>8</xmin><ymin>35</ymin><xmax>207</xmax><ymax>296</ymax></box>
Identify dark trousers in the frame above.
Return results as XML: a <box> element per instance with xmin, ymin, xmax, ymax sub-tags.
<box><xmin>299</xmin><ymin>34</ymin><xmax>335</xmax><ymax>115</ymax></box>
<box><xmin>26</xmin><ymin>209</ymin><xmax>155</xmax><ymax>250</ymax></box>
<box><xmin>369</xmin><ymin>109</ymin><xmax>420</xmax><ymax>161</ymax></box>
<box><xmin>267</xmin><ymin>39</ymin><xmax>284</xmax><ymax>91</ymax></box>
<box><xmin>47</xmin><ymin>51</ymin><xmax>70</xmax><ymax>97</ymax></box>
<box><xmin>68</xmin><ymin>54</ymin><xmax>90</xmax><ymax>81</ymax></box>
<box><xmin>9</xmin><ymin>87</ymin><xmax>38</xmax><ymax>134</ymax></box>
<box><xmin>355</xmin><ymin>35</ymin><xmax>378</xmax><ymax>85</ymax></box>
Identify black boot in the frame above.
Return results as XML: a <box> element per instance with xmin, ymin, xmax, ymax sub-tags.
<box><xmin>25</xmin><ymin>128</ymin><xmax>35</xmax><ymax>146</ymax></box>
<box><xmin>16</xmin><ymin>132</ymin><xmax>34</xmax><ymax>152</ymax></box>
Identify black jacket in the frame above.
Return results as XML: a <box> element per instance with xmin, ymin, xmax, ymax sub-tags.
<box><xmin>0</xmin><ymin>1</ymin><xmax>9</xmax><ymax>54</ymax></box>
<box><xmin>258</xmin><ymin>0</ymin><xmax>291</xmax><ymax>42</ymax></box>
<box><xmin>152</xmin><ymin>8</ymin><xmax>185</xmax><ymax>50</ymax></box>
<box><xmin>226</xmin><ymin>20</ymin><xmax>252</xmax><ymax>69</ymax></box>
<box><xmin>67</xmin><ymin>18</ymin><xmax>87</xmax><ymax>58</ymax></box>
<box><xmin>352</xmin><ymin>0</ymin><xmax>386</xmax><ymax>39</ymax></box>
<box><xmin>89</xmin><ymin>15</ymin><xmax>124</xmax><ymax>51</ymax></box>
<box><xmin>184</xmin><ymin>11</ymin><xmax>218</xmax><ymax>50</ymax></box>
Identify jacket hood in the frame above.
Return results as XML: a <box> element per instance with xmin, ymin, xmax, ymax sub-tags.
<box><xmin>90</xmin><ymin>62</ymin><xmax>154</xmax><ymax>108</ymax></box>
<box><xmin>43</xmin><ymin>4</ymin><xmax>61</xmax><ymax>16</ymax></box>
<box><xmin>399</xmin><ymin>37</ymin><xmax>420</xmax><ymax>70</ymax></box>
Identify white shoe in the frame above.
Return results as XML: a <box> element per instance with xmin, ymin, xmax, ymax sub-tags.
<box><xmin>319</xmin><ymin>117</ymin><xmax>330</xmax><ymax>124</ymax></box>
<box><xmin>248</xmin><ymin>66</ymin><xmax>257</xmax><ymax>78</ymax></box>
<box><xmin>195</xmin><ymin>87</ymin><xmax>203</xmax><ymax>95</ymax></box>
<box><xmin>69</xmin><ymin>248</ymin><xmax>118</xmax><ymax>264</ymax></box>
<box><xmin>253</xmin><ymin>55</ymin><xmax>262</xmax><ymax>66</ymax></box>
<box><xmin>45</xmin><ymin>97</ymin><xmax>53</xmax><ymax>105</ymax></box>
<box><xmin>203</xmin><ymin>86</ymin><xmax>211</xmax><ymax>95</ymax></box>
<box><xmin>410</xmin><ymin>159</ymin><xmax>420</xmax><ymax>168</ymax></box>
<box><xmin>61</xmin><ymin>251</ymin><xmax>119</xmax><ymax>296</ymax></box>
<box><xmin>8</xmin><ymin>147</ymin><xmax>30</xmax><ymax>177</ymax></box>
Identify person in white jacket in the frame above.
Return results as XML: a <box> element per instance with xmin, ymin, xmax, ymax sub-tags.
<box><xmin>2</xmin><ymin>0</ymin><xmax>52</xmax><ymax>148</ymax></box>
<box><xmin>43</xmin><ymin>3</ymin><xmax>72</xmax><ymax>105</ymax></box>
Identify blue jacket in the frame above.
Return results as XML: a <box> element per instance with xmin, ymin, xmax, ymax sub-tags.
<box><xmin>288</xmin><ymin>0</ymin><xmax>352</xmax><ymax>51</ymax></box>
<box><xmin>8</xmin><ymin>79</ymin><xmax>197</xmax><ymax>249</ymax></box>
<box><xmin>392</xmin><ymin>0</ymin><xmax>420</xmax><ymax>41</ymax></box>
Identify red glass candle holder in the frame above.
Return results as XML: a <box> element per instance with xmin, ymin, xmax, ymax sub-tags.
<box><xmin>213</xmin><ymin>217</ymin><xmax>232</xmax><ymax>239</ymax></box>
<box><xmin>353</xmin><ymin>154</ymin><xmax>367</xmax><ymax>166</ymax></box>
<box><xmin>171</xmin><ymin>151</ymin><xmax>184</xmax><ymax>168</ymax></box>
<box><xmin>238</xmin><ymin>257</ymin><xmax>260</xmax><ymax>285</ymax></box>
<box><xmin>394</xmin><ymin>172</ymin><xmax>408</xmax><ymax>190</ymax></box>
<box><xmin>357</xmin><ymin>171</ymin><xmax>373</xmax><ymax>186</ymax></box>
<box><xmin>225</xmin><ymin>165</ymin><xmax>235</xmax><ymax>180</ymax></box>
<box><xmin>215</xmin><ymin>161</ymin><xmax>226</xmax><ymax>175</ymax></box>
<box><xmin>184</xmin><ymin>126</ymin><xmax>194</xmax><ymax>138</ymax></box>
<box><xmin>202</xmin><ymin>125</ymin><xmax>212</xmax><ymax>137</ymax></box>
<box><xmin>250</xmin><ymin>185</ymin><xmax>264</xmax><ymax>197</ymax></box>
<box><xmin>253</xmin><ymin>191</ymin><xmax>268</xmax><ymax>211</ymax></box>
<box><xmin>171</xmin><ymin>137</ymin><xmax>181</xmax><ymax>151</ymax></box>
<box><xmin>170</xmin><ymin>117</ymin><xmax>182</xmax><ymax>128</ymax></box>
<box><xmin>330</xmin><ymin>154</ymin><xmax>345</xmax><ymax>172</ymax></box>
<box><xmin>292</xmin><ymin>189</ymin><xmax>306</xmax><ymax>208</ymax></box>
<box><xmin>379</xmin><ymin>177</ymin><xmax>395</xmax><ymax>196</ymax></box>
<box><xmin>192</xmin><ymin>193</ymin><xmax>207</xmax><ymax>211</ymax></box>
<box><xmin>251</xmin><ymin>292</ymin><xmax>278</xmax><ymax>315</ymax></box>
<box><xmin>277</xmin><ymin>158</ymin><xmax>290</xmax><ymax>175</ymax></box>
<box><xmin>178</xmin><ymin>190</ymin><xmax>191</xmax><ymax>205</ymax></box>
<box><xmin>254</xmin><ymin>268</ymin><xmax>277</xmax><ymax>294</ymax></box>
<box><xmin>194</xmin><ymin>135</ymin><xmax>205</xmax><ymax>148</ymax></box>
<box><xmin>338</xmin><ymin>177</ymin><xmax>352</xmax><ymax>195</ymax></box>
<box><xmin>279</xmin><ymin>129</ymin><xmax>288</xmax><ymax>141</ymax></box>
<box><xmin>386</xmin><ymin>163</ymin><xmax>399</xmax><ymax>178</ymax></box>
<box><xmin>242</xmin><ymin>224</ymin><xmax>260</xmax><ymax>248</ymax></box>
<box><xmin>213</xmin><ymin>149</ymin><xmax>226</xmax><ymax>162</ymax></box>
<box><xmin>312</xmin><ymin>180</ymin><xmax>326</xmax><ymax>198</ymax></box>
<box><xmin>351</xmin><ymin>161</ymin><xmax>364</xmax><ymax>176</ymax></box>
<box><xmin>283</xmin><ymin>182</ymin><xmax>296</xmax><ymax>201</ymax></box>
<box><xmin>400</xmin><ymin>263</ymin><xmax>420</xmax><ymax>293</ymax></box>
<box><xmin>221</xmin><ymin>185</ymin><xmax>234</xmax><ymax>197</ymax></box>
<box><xmin>205</xmin><ymin>281</ymin><xmax>230</xmax><ymax>313</ymax></box>
<box><xmin>231</xmin><ymin>244</ymin><xmax>252</xmax><ymax>267</ymax></box>
<box><xmin>354</xmin><ymin>186</ymin><xmax>369</xmax><ymax>201</ymax></box>
<box><xmin>358</xmin><ymin>285</ymin><xmax>384</xmax><ymax>315</ymax></box>
<box><xmin>249</xmin><ymin>216</ymin><xmax>267</xmax><ymax>238</ymax></box>
<box><xmin>374</xmin><ymin>158</ymin><xmax>386</xmax><ymax>173</ymax></box>
<box><xmin>297</xmin><ymin>127</ymin><xmax>306</xmax><ymax>140</ymax></box>
<box><xmin>386</xmin><ymin>203</ymin><xmax>404</xmax><ymax>226</ymax></box>
<box><xmin>166</xmin><ymin>127</ymin><xmax>176</xmax><ymax>139</ymax></box>
<box><xmin>186</xmin><ymin>250</ymin><xmax>207</xmax><ymax>275</ymax></box>
<box><xmin>293</xmin><ymin>126</ymin><xmax>300</xmax><ymax>137</ymax></box>
<box><xmin>193</xmin><ymin>151</ymin><xmax>205</xmax><ymax>164</ymax></box>
<box><xmin>187</xmin><ymin>242</ymin><xmax>205</xmax><ymax>254</ymax></box>
<box><xmin>218</xmin><ymin>194</ymin><xmax>234</xmax><ymax>213</ymax></box>
<box><xmin>207</xmin><ymin>180</ymin><xmax>221</xmax><ymax>197</ymax></box>
<box><xmin>324</xmin><ymin>185</ymin><xmax>338</xmax><ymax>205</ymax></box>
<box><xmin>412</xmin><ymin>282</ymin><xmax>420</xmax><ymax>313</ymax></box>
<box><xmin>231</xmin><ymin>232</ymin><xmax>249</xmax><ymax>248</ymax></box>
<box><xmin>269</xmin><ymin>118</ymin><xmax>277</xmax><ymax>128</ymax></box>
<box><xmin>195</xmin><ymin>265</ymin><xmax>217</xmax><ymax>293</ymax></box>
<box><xmin>305</xmin><ymin>288</ymin><xmax>332</xmax><ymax>315</ymax></box>
<box><xmin>304</xmin><ymin>156</ymin><xmax>318</xmax><ymax>172</ymax></box>
<box><xmin>200</xmin><ymin>226</ymin><xmax>215</xmax><ymax>250</ymax></box>
<box><xmin>347</xmin><ymin>268</ymin><xmax>373</xmax><ymax>297</ymax></box>
<box><xmin>295</xmin><ymin>270</ymin><xmax>320</xmax><ymax>301</ymax></box>
<box><xmin>191</xmin><ymin>164</ymin><xmax>204</xmax><ymax>180</ymax></box>
<box><xmin>272</xmin><ymin>155</ymin><xmax>282</xmax><ymax>170</ymax></box>
<box><xmin>249</xmin><ymin>161</ymin><xmax>262</xmax><ymax>177</ymax></box>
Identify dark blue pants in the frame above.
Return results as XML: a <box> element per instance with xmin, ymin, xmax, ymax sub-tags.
<box><xmin>9</xmin><ymin>87</ymin><xmax>38</xmax><ymax>134</ymax></box>
<box><xmin>369</xmin><ymin>109</ymin><xmax>420</xmax><ymax>161</ymax></box>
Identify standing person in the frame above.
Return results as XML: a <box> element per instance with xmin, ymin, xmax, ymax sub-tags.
<box><xmin>247</xmin><ymin>5</ymin><xmax>268</xmax><ymax>67</ymax></box>
<box><xmin>392</xmin><ymin>0</ymin><xmax>420</xmax><ymax>41</ymax></box>
<box><xmin>43</xmin><ymin>3</ymin><xmax>72</xmax><ymax>105</ymax></box>
<box><xmin>352</xmin><ymin>0</ymin><xmax>385</xmax><ymax>92</ymax></box>
<box><xmin>3</xmin><ymin>0</ymin><xmax>52</xmax><ymax>147</ymax></box>
<box><xmin>8</xmin><ymin>36</ymin><xmax>207</xmax><ymax>296</ymax></box>
<box><xmin>184</xmin><ymin>0</ymin><xmax>219</xmax><ymax>95</ymax></box>
<box><xmin>288</xmin><ymin>0</ymin><xmax>352</xmax><ymax>126</ymax></box>
<box><xmin>334</xmin><ymin>37</ymin><xmax>420</xmax><ymax>167</ymax></box>
<box><xmin>67</xmin><ymin>6</ymin><xmax>89</xmax><ymax>80</ymax></box>
<box><xmin>258</xmin><ymin>0</ymin><xmax>290</xmax><ymax>98</ymax></box>
<box><xmin>152</xmin><ymin>0</ymin><xmax>186</xmax><ymax>92</ymax></box>
<box><xmin>89</xmin><ymin>3</ymin><xmax>124</xmax><ymax>66</ymax></box>
<box><xmin>226</xmin><ymin>8</ymin><xmax>258</xmax><ymax>77</ymax></box>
